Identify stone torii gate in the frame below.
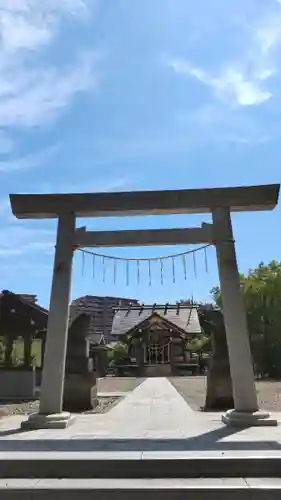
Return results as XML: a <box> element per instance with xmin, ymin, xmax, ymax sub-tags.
<box><xmin>10</xmin><ymin>183</ymin><xmax>280</xmax><ymax>429</ymax></box>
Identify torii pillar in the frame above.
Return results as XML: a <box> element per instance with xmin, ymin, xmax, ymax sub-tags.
<box><xmin>24</xmin><ymin>214</ymin><xmax>76</xmax><ymax>429</ymax></box>
<box><xmin>212</xmin><ymin>207</ymin><xmax>275</xmax><ymax>426</ymax></box>
<box><xmin>9</xmin><ymin>183</ymin><xmax>280</xmax><ymax>429</ymax></box>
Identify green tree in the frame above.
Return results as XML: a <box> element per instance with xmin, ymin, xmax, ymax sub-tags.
<box><xmin>185</xmin><ymin>335</ymin><xmax>210</xmax><ymax>353</ymax></box>
<box><xmin>211</xmin><ymin>260</ymin><xmax>281</xmax><ymax>378</ymax></box>
<box><xmin>108</xmin><ymin>341</ymin><xmax>128</xmax><ymax>365</ymax></box>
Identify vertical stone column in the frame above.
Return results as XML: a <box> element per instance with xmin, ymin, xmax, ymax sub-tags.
<box><xmin>41</xmin><ymin>336</ymin><xmax>46</xmax><ymax>368</ymax></box>
<box><xmin>134</xmin><ymin>338</ymin><xmax>144</xmax><ymax>376</ymax></box>
<box><xmin>169</xmin><ymin>339</ymin><xmax>176</xmax><ymax>375</ymax></box>
<box><xmin>212</xmin><ymin>207</ymin><xmax>276</xmax><ymax>426</ymax></box>
<box><xmin>22</xmin><ymin>214</ymin><xmax>75</xmax><ymax>429</ymax></box>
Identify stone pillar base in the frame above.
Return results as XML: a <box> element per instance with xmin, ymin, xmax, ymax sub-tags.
<box><xmin>21</xmin><ymin>411</ymin><xmax>75</xmax><ymax>430</ymax></box>
<box><xmin>222</xmin><ymin>409</ymin><xmax>278</xmax><ymax>427</ymax></box>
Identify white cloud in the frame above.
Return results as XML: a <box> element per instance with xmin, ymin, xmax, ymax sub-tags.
<box><xmin>169</xmin><ymin>59</ymin><xmax>272</xmax><ymax>107</ymax></box>
<box><xmin>0</xmin><ymin>12</ymin><xmax>51</xmax><ymax>52</ymax></box>
<box><xmin>0</xmin><ymin>1</ymin><xmax>92</xmax><ymax>52</ymax></box>
<box><xmin>168</xmin><ymin>7</ymin><xmax>281</xmax><ymax>108</ymax></box>
<box><xmin>0</xmin><ymin>52</ymin><xmax>99</xmax><ymax>128</ymax></box>
<box><xmin>256</xmin><ymin>13</ymin><xmax>281</xmax><ymax>55</ymax></box>
<box><xmin>0</xmin><ymin>1</ymin><xmax>99</xmax><ymax>131</ymax></box>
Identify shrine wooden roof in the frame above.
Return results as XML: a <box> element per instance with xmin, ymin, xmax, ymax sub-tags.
<box><xmin>111</xmin><ymin>304</ymin><xmax>202</xmax><ymax>337</ymax></box>
<box><xmin>0</xmin><ymin>290</ymin><xmax>48</xmax><ymax>336</ymax></box>
<box><xmin>0</xmin><ymin>290</ymin><xmax>48</xmax><ymax>316</ymax></box>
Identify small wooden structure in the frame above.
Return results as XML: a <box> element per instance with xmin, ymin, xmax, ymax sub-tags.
<box><xmin>111</xmin><ymin>303</ymin><xmax>202</xmax><ymax>376</ymax></box>
<box><xmin>0</xmin><ymin>289</ymin><xmax>106</xmax><ymax>375</ymax></box>
<box><xmin>0</xmin><ymin>290</ymin><xmax>47</xmax><ymax>367</ymax></box>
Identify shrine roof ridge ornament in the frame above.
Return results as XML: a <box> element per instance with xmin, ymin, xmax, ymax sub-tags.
<box><xmin>9</xmin><ymin>183</ymin><xmax>280</xmax><ymax>219</ymax></box>
<box><xmin>114</xmin><ymin>303</ymin><xmax>199</xmax><ymax>312</ymax></box>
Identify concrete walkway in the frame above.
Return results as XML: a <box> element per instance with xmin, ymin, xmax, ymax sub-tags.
<box><xmin>100</xmin><ymin>377</ymin><xmax>194</xmax><ymax>438</ymax></box>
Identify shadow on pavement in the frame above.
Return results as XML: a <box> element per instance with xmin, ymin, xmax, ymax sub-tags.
<box><xmin>0</xmin><ymin>423</ymin><xmax>280</xmax><ymax>451</ymax></box>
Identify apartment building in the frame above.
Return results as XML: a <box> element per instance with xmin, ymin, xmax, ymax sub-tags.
<box><xmin>69</xmin><ymin>295</ymin><xmax>139</xmax><ymax>343</ymax></box>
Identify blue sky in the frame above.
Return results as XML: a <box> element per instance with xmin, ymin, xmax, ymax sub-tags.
<box><xmin>0</xmin><ymin>0</ymin><xmax>280</xmax><ymax>308</ymax></box>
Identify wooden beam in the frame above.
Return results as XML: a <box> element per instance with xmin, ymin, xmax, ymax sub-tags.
<box><xmin>9</xmin><ymin>184</ymin><xmax>280</xmax><ymax>219</ymax></box>
<box><xmin>73</xmin><ymin>225</ymin><xmax>213</xmax><ymax>248</ymax></box>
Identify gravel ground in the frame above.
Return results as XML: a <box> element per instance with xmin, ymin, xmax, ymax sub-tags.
<box><xmin>170</xmin><ymin>376</ymin><xmax>281</xmax><ymax>412</ymax></box>
<box><xmin>170</xmin><ymin>376</ymin><xmax>207</xmax><ymax>410</ymax></box>
<box><xmin>0</xmin><ymin>377</ymin><xmax>143</xmax><ymax>418</ymax></box>
<box><xmin>0</xmin><ymin>396</ymin><xmax>121</xmax><ymax>418</ymax></box>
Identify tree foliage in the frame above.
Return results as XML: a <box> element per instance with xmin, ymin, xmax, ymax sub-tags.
<box><xmin>211</xmin><ymin>260</ymin><xmax>281</xmax><ymax>378</ymax></box>
<box><xmin>185</xmin><ymin>335</ymin><xmax>210</xmax><ymax>353</ymax></box>
<box><xmin>107</xmin><ymin>341</ymin><xmax>128</xmax><ymax>365</ymax></box>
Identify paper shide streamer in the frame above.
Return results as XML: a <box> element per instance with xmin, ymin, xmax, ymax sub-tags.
<box><xmin>81</xmin><ymin>251</ymin><xmax>85</xmax><ymax>276</ymax></box>
<box><xmin>137</xmin><ymin>260</ymin><xmax>140</xmax><ymax>285</ymax></box>
<box><xmin>193</xmin><ymin>252</ymin><xmax>197</xmax><ymax>279</ymax></box>
<box><xmin>77</xmin><ymin>244</ymin><xmax>211</xmax><ymax>286</ymax></box>
<box><xmin>160</xmin><ymin>259</ymin><xmax>164</xmax><ymax>285</ymax></box>
<box><xmin>182</xmin><ymin>254</ymin><xmax>187</xmax><ymax>280</ymax></box>
<box><xmin>148</xmin><ymin>260</ymin><xmax>152</xmax><ymax>286</ymax></box>
<box><xmin>114</xmin><ymin>260</ymin><xmax>117</xmax><ymax>284</ymax></box>
<box><xmin>126</xmin><ymin>261</ymin><xmax>129</xmax><ymax>286</ymax></box>
<box><xmin>204</xmin><ymin>247</ymin><xmax>208</xmax><ymax>273</ymax></box>
<box><xmin>172</xmin><ymin>257</ymin><xmax>176</xmax><ymax>283</ymax></box>
<box><xmin>92</xmin><ymin>254</ymin><xmax>95</xmax><ymax>279</ymax></box>
<box><xmin>102</xmin><ymin>257</ymin><xmax>106</xmax><ymax>282</ymax></box>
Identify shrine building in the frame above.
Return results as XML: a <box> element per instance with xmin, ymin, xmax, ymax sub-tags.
<box><xmin>111</xmin><ymin>303</ymin><xmax>202</xmax><ymax>376</ymax></box>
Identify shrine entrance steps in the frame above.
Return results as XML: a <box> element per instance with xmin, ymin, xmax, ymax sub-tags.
<box><xmin>143</xmin><ymin>364</ymin><xmax>171</xmax><ymax>377</ymax></box>
<box><xmin>1</xmin><ymin>455</ymin><xmax>281</xmax><ymax>498</ymax></box>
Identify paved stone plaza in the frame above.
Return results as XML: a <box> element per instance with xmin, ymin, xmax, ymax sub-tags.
<box><xmin>0</xmin><ymin>377</ymin><xmax>281</xmax><ymax>454</ymax></box>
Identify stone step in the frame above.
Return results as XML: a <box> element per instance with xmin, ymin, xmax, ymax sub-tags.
<box><xmin>1</xmin><ymin>453</ymin><xmax>281</xmax><ymax>479</ymax></box>
<box><xmin>0</xmin><ymin>477</ymin><xmax>280</xmax><ymax>499</ymax></box>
